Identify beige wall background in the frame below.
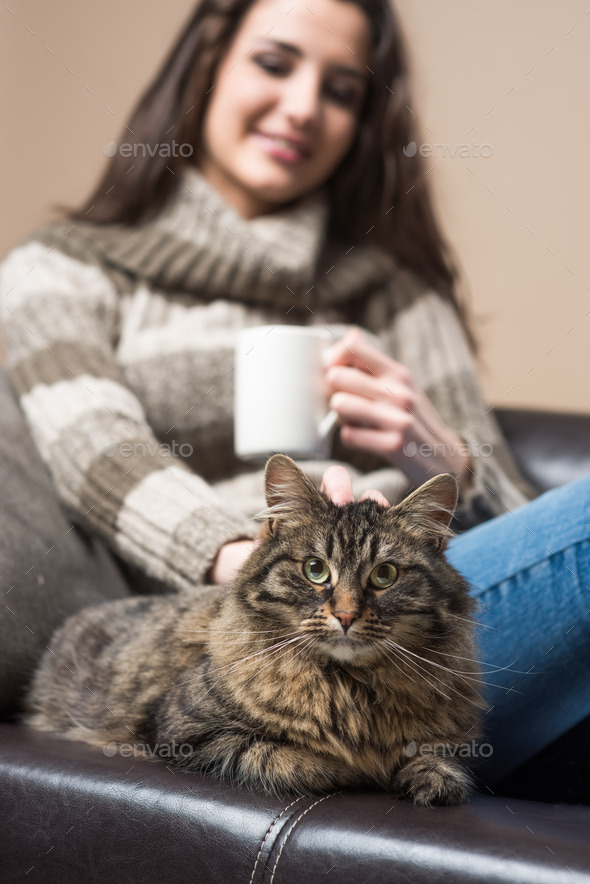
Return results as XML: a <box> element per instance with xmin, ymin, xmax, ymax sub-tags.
<box><xmin>1</xmin><ymin>0</ymin><xmax>588</xmax><ymax>413</ymax></box>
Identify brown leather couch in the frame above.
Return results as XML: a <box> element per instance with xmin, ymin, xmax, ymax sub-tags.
<box><xmin>1</xmin><ymin>393</ymin><xmax>590</xmax><ymax>882</ymax></box>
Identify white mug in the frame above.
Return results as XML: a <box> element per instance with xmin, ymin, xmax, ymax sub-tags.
<box><xmin>234</xmin><ymin>325</ymin><xmax>338</xmax><ymax>460</ymax></box>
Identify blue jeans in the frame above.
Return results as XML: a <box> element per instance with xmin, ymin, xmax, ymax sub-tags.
<box><xmin>446</xmin><ymin>474</ymin><xmax>590</xmax><ymax>787</ymax></box>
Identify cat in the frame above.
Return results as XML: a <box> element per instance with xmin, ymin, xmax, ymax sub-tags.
<box><xmin>25</xmin><ymin>454</ymin><xmax>484</xmax><ymax>806</ymax></box>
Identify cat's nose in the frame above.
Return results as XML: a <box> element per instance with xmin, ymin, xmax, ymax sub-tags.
<box><xmin>333</xmin><ymin>611</ymin><xmax>359</xmax><ymax>633</ymax></box>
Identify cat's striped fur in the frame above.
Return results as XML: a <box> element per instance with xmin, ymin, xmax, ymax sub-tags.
<box><xmin>25</xmin><ymin>455</ymin><xmax>484</xmax><ymax>805</ymax></box>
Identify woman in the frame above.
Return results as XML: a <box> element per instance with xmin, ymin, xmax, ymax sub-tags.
<box><xmin>1</xmin><ymin>0</ymin><xmax>588</xmax><ymax>789</ymax></box>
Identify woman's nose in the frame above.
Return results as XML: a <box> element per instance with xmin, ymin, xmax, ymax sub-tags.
<box><xmin>280</xmin><ymin>70</ymin><xmax>322</xmax><ymax>127</ymax></box>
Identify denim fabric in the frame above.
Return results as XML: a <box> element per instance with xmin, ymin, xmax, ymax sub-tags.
<box><xmin>446</xmin><ymin>475</ymin><xmax>590</xmax><ymax>786</ymax></box>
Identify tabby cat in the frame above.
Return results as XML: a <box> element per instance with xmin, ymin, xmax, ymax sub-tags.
<box><xmin>26</xmin><ymin>454</ymin><xmax>484</xmax><ymax>805</ymax></box>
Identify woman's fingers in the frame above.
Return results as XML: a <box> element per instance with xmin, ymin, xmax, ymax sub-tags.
<box><xmin>326</xmin><ymin>365</ymin><xmax>415</xmax><ymax>413</ymax></box>
<box><xmin>320</xmin><ymin>465</ymin><xmax>354</xmax><ymax>505</ymax></box>
<box><xmin>358</xmin><ymin>488</ymin><xmax>390</xmax><ymax>507</ymax></box>
<box><xmin>324</xmin><ymin>327</ymin><xmax>410</xmax><ymax>383</ymax></box>
<box><xmin>339</xmin><ymin>424</ymin><xmax>405</xmax><ymax>457</ymax></box>
<box><xmin>326</xmin><ymin>365</ymin><xmax>381</xmax><ymax>401</ymax></box>
<box><xmin>320</xmin><ymin>465</ymin><xmax>389</xmax><ymax>508</ymax></box>
<box><xmin>330</xmin><ymin>391</ymin><xmax>412</xmax><ymax>433</ymax></box>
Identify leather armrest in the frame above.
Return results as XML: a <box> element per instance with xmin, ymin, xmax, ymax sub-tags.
<box><xmin>494</xmin><ymin>407</ymin><xmax>590</xmax><ymax>492</ymax></box>
<box><xmin>1</xmin><ymin>724</ymin><xmax>589</xmax><ymax>883</ymax></box>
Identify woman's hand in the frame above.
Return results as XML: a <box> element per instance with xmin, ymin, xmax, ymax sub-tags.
<box><xmin>320</xmin><ymin>464</ymin><xmax>390</xmax><ymax>507</ymax></box>
<box><xmin>324</xmin><ymin>328</ymin><xmax>472</xmax><ymax>489</ymax></box>
<box><xmin>210</xmin><ymin>464</ymin><xmax>387</xmax><ymax>584</ymax></box>
<box><xmin>210</xmin><ymin>538</ymin><xmax>259</xmax><ymax>584</ymax></box>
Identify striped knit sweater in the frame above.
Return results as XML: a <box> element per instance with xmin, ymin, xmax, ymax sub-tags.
<box><xmin>0</xmin><ymin>166</ymin><xmax>535</xmax><ymax>593</ymax></box>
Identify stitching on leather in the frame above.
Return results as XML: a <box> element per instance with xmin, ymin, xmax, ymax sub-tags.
<box><xmin>249</xmin><ymin>797</ymin><xmax>304</xmax><ymax>884</ymax></box>
<box><xmin>269</xmin><ymin>792</ymin><xmax>342</xmax><ymax>884</ymax></box>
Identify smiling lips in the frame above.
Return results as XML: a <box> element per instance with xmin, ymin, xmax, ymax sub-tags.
<box><xmin>255</xmin><ymin>130</ymin><xmax>312</xmax><ymax>162</ymax></box>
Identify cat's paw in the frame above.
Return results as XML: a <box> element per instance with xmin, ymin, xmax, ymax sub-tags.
<box><xmin>392</xmin><ymin>756</ymin><xmax>471</xmax><ymax>806</ymax></box>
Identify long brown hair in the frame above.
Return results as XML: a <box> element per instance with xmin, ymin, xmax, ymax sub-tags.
<box><xmin>64</xmin><ymin>0</ymin><xmax>476</xmax><ymax>349</ymax></box>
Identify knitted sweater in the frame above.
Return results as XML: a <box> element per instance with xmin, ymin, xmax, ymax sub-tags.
<box><xmin>0</xmin><ymin>166</ymin><xmax>535</xmax><ymax>593</ymax></box>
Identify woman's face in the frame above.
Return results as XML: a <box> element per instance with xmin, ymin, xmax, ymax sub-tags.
<box><xmin>200</xmin><ymin>0</ymin><xmax>372</xmax><ymax>218</ymax></box>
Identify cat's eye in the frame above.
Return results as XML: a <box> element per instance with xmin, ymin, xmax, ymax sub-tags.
<box><xmin>303</xmin><ymin>558</ymin><xmax>331</xmax><ymax>585</ymax></box>
<box><xmin>369</xmin><ymin>563</ymin><xmax>398</xmax><ymax>590</ymax></box>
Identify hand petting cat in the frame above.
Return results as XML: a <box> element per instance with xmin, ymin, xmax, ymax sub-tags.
<box><xmin>210</xmin><ymin>467</ymin><xmax>389</xmax><ymax>584</ymax></box>
<box><xmin>319</xmin><ymin>464</ymin><xmax>389</xmax><ymax>507</ymax></box>
<box><xmin>324</xmin><ymin>327</ymin><xmax>473</xmax><ymax>489</ymax></box>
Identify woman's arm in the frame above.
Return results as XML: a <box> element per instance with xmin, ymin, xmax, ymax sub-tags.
<box><xmin>0</xmin><ymin>237</ymin><xmax>255</xmax><ymax>591</ymax></box>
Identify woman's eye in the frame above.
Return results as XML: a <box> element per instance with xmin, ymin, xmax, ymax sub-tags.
<box><xmin>369</xmin><ymin>563</ymin><xmax>398</xmax><ymax>590</ymax></box>
<box><xmin>253</xmin><ymin>56</ymin><xmax>360</xmax><ymax>109</ymax></box>
<box><xmin>303</xmin><ymin>558</ymin><xmax>331</xmax><ymax>585</ymax></box>
<box><xmin>254</xmin><ymin>56</ymin><xmax>287</xmax><ymax>76</ymax></box>
<box><xmin>326</xmin><ymin>86</ymin><xmax>359</xmax><ymax>108</ymax></box>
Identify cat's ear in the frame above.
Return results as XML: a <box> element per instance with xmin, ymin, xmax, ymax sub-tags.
<box><xmin>261</xmin><ymin>454</ymin><xmax>326</xmax><ymax>536</ymax></box>
<box><xmin>391</xmin><ymin>473</ymin><xmax>458</xmax><ymax>552</ymax></box>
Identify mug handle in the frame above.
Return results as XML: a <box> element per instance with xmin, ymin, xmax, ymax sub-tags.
<box><xmin>318</xmin><ymin>409</ymin><xmax>338</xmax><ymax>440</ymax></box>
<box><xmin>317</xmin><ymin>328</ymin><xmax>347</xmax><ymax>441</ymax></box>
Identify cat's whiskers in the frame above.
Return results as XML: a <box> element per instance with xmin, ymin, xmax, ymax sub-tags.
<box><xmin>201</xmin><ymin>637</ymin><xmax>305</xmax><ymax>681</ymax></box>
<box><xmin>183</xmin><ymin>635</ymin><xmax>312</xmax><ymax>714</ymax></box>
<box><xmin>223</xmin><ymin>635</ymin><xmax>309</xmax><ymax>676</ymax></box>
<box><xmin>422</xmin><ymin>647</ymin><xmax>530</xmax><ymax>675</ymax></box>
<box><xmin>445</xmin><ymin>611</ymin><xmax>495</xmax><ymax>630</ymax></box>
<box><xmin>178</xmin><ymin>628</ymin><xmax>303</xmax><ymax>646</ymax></box>
<box><xmin>301</xmin><ymin>636</ymin><xmax>321</xmax><ymax>656</ymax></box>
<box><xmin>360</xmin><ymin>624</ymin><xmax>389</xmax><ymax>640</ymax></box>
<box><xmin>385</xmin><ymin>639</ymin><xmax>525</xmax><ymax>694</ymax></box>
<box><xmin>177</xmin><ymin>627</ymin><xmax>298</xmax><ymax>635</ymax></box>
<box><xmin>391</xmin><ymin>642</ymin><xmax>500</xmax><ymax>677</ymax></box>
<box><xmin>237</xmin><ymin>635</ymin><xmax>318</xmax><ymax>694</ymax></box>
<box><xmin>380</xmin><ymin>645</ymin><xmax>454</xmax><ymax>701</ymax></box>
<box><xmin>172</xmin><ymin>634</ymin><xmax>306</xmax><ymax>689</ymax></box>
<box><xmin>178</xmin><ymin>634</ymin><xmax>308</xmax><ymax>702</ymax></box>
<box><xmin>384</xmin><ymin>640</ymin><xmax>489</xmax><ymax>708</ymax></box>
<box><xmin>374</xmin><ymin>645</ymin><xmax>415</xmax><ymax>690</ymax></box>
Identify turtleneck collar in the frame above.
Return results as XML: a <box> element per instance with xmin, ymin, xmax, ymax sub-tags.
<box><xmin>156</xmin><ymin>165</ymin><xmax>330</xmax><ymax>279</ymax></box>
<box><xmin>63</xmin><ymin>162</ymin><xmax>397</xmax><ymax>310</ymax></box>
